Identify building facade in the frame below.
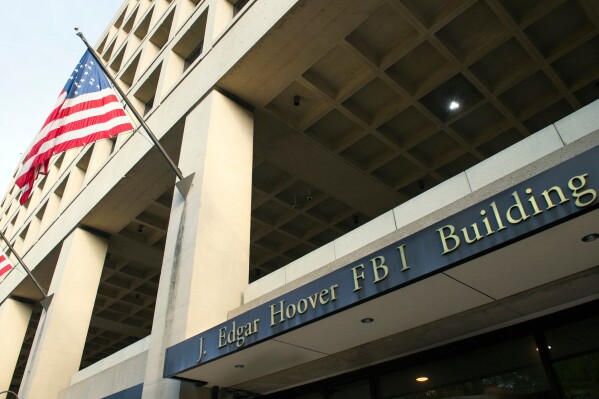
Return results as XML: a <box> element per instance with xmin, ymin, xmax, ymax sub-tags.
<box><xmin>0</xmin><ymin>0</ymin><xmax>598</xmax><ymax>398</ymax></box>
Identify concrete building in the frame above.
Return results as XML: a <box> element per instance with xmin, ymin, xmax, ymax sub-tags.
<box><xmin>1</xmin><ymin>0</ymin><xmax>598</xmax><ymax>398</ymax></box>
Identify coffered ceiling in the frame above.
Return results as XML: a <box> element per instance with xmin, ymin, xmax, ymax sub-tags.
<box><xmin>219</xmin><ymin>0</ymin><xmax>599</xmax><ymax>279</ymax></box>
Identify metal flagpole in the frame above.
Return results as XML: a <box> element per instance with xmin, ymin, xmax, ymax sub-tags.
<box><xmin>74</xmin><ymin>28</ymin><xmax>194</xmax><ymax>197</ymax></box>
<box><xmin>0</xmin><ymin>231</ymin><xmax>52</xmax><ymax>310</ymax></box>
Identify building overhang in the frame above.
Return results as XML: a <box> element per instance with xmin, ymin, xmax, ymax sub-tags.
<box><xmin>164</xmin><ymin>145</ymin><xmax>599</xmax><ymax>392</ymax></box>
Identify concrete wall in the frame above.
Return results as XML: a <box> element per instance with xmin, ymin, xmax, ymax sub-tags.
<box><xmin>59</xmin><ymin>337</ymin><xmax>150</xmax><ymax>399</ymax></box>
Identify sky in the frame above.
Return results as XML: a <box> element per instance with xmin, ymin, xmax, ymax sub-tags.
<box><xmin>0</xmin><ymin>0</ymin><xmax>125</xmax><ymax>197</ymax></box>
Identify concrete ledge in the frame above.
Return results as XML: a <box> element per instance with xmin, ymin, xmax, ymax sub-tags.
<box><xmin>71</xmin><ymin>336</ymin><xmax>150</xmax><ymax>384</ymax></box>
<box><xmin>555</xmin><ymin>100</ymin><xmax>599</xmax><ymax>145</ymax></box>
<box><xmin>466</xmin><ymin>125</ymin><xmax>564</xmax><ymax>192</ymax></box>
<box><xmin>393</xmin><ymin>172</ymin><xmax>471</xmax><ymax>230</ymax></box>
<box><xmin>286</xmin><ymin>242</ymin><xmax>336</xmax><ymax>284</ymax></box>
<box><xmin>334</xmin><ymin>210</ymin><xmax>397</xmax><ymax>259</ymax></box>
<box><xmin>244</xmin><ymin>268</ymin><xmax>286</xmax><ymax>303</ymax></box>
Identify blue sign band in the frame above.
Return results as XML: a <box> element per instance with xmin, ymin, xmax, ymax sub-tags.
<box><xmin>164</xmin><ymin>145</ymin><xmax>599</xmax><ymax>378</ymax></box>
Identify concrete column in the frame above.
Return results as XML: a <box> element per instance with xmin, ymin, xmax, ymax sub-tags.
<box><xmin>141</xmin><ymin>90</ymin><xmax>253</xmax><ymax>399</ymax></box>
<box><xmin>83</xmin><ymin>139</ymin><xmax>114</xmax><ymax>185</ymax></box>
<box><xmin>59</xmin><ymin>166</ymin><xmax>85</xmax><ymax>210</ymax></box>
<box><xmin>0</xmin><ymin>298</ymin><xmax>32</xmax><ymax>394</ymax></box>
<box><xmin>38</xmin><ymin>192</ymin><xmax>61</xmax><ymax>234</ymax></box>
<box><xmin>18</xmin><ymin>228</ymin><xmax>108</xmax><ymax>399</ymax></box>
<box><xmin>207</xmin><ymin>0</ymin><xmax>234</xmax><ymax>41</ymax></box>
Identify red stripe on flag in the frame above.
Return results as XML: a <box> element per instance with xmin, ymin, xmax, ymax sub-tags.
<box><xmin>15</xmin><ymin>50</ymin><xmax>135</xmax><ymax>205</ymax></box>
<box><xmin>0</xmin><ymin>264</ymin><xmax>11</xmax><ymax>277</ymax></box>
<box><xmin>0</xmin><ymin>253</ymin><xmax>12</xmax><ymax>278</ymax></box>
<box><xmin>50</xmin><ymin>122</ymin><xmax>133</xmax><ymax>155</ymax></box>
<box><xmin>22</xmin><ymin>93</ymin><xmax>125</xmax><ymax>162</ymax></box>
<box><xmin>31</xmin><ymin>108</ymin><xmax>129</xmax><ymax>151</ymax></box>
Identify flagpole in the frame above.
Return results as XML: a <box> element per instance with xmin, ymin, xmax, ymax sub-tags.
<box><xmin>75</xmin><ymin>28</ymin><xmax>185</xmax><ymax>183</ymax></box>
<box><xmin>0</xmin><ymin>231</ymin><xmax>49</xmax><ymax>303</ymax></box>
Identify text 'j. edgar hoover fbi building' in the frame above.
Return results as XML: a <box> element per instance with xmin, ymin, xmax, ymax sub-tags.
<box><xmin>1</xmin><ymin>0</ymin><xmax>599</xmax><ymax>398</ymax></box>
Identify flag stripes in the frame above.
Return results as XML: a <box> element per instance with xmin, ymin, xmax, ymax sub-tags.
<box><xmin>0</xmin><ymin>252</ymin><xmax>13</xmax><ymax>278</ymax></box>
<box><xmin>15</xmin><ymin>50</ymin><xmax>134</xmax><ymax>205</ymax></box>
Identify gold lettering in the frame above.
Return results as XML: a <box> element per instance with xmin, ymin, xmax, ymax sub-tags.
<box><xmin>330</xmin><ymin>284</ymin><xmax>339</xmax><ymax>300</ymax></box>
<box><xmin>270</xmin><ymin>300</ymin><xmax>285</xmax><ymax>326</ymax></box>
<box><xmin>437</xmin><ymin>225</ymin><xmax>460</xmax><ymax>254</ymax></box>
<box><xmin>525</xmin><ymin>188</ymin><xmax>543</xmax><ymax>215</ymax></box>
<box><xmin>319</xmin><ymin>289</ymin><xmax>330</xmax><ymax>305</ymax></box>
<box><xmin>490</xmin><ymin>201</ymin><xmax>506</xmax><ymax>231</ymax></box>
<box><xmin>480</xmin><ymin>210</ymin><xmax>494</xmax><ymax>236</ymax></box>
<box><xmin>351</xmin><ymin>265</ymin><xmax>365</xmax><ymax>291</ymax></box>
<box><xmin>198</xmin><ymin>336</ymin><xmax>205</xmax><ymax>362</ymax></box>
<box><xmin>236</xmin><ymin>325</ymin><xmax>245</xmax><ymax>347</ymax></box>
<box><xmin>370</xmin><ymin>256</ymin><xmax>388</xmax><ymax>283</ymax></box>
<box><xmin>308</xmin><ymin>293</ymin><xmax>319</xmax><ymax>308</ymax></box>
<box><xmin>285</xmin><ymin>303</ymin><xmax>297</xmax><ymax>319</ymax></box>
<box><xmin>397</xmin><ymin>244</ymin><xmax>409</xmax><ymax>271</ymax></box>
<box><xmin>569</xmin><ymin>174</ymin><xmax>597</xmax><ymax>207</ymax></box>
<box><xmin>227</xmin><ymin>320</ymin><xmax>237</xmax><ymax>344</ymax></box>
<box><xmin>253</xmin><ymin>318</ymin><xmax>259</xmax><ymax>333</ymax></box>
<box><xmin>506</xmin><ymin>191</ymin><xmax>530</xmax><ymax>224</ymax></box>
<box><xmin>461</xmin><ymin>223</ymin><xmax>483</xmax><ymax>244</ymax></box>
<box><xmin>541</xmin><ymin>186</ymin><xmax>569</xmax><ymax>209</ymax></box>
<box><xmin>218</xmin><ymin>327</ymin><xmax>227</xmax><ymax>348</ymax></box>
<box><xmin>297</xmin><ymin>299</ymin><xmax>308</xmax><ymax>314</ymax></box>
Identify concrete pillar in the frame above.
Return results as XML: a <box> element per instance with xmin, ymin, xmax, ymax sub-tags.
<box><xmin>207</xmin><ymin>0</ymin><xmax>234</xmax><ymax>40</ymax></box>
<box><xmin>0</xmin><ymin>298</ymin><xmax>32</xmax><ymax>394</ymax></box>
<box><xmin>38</xmin><ymin>192</ymin><xmax>61</xmax><ymax>235</ymax></box>
<box><xmin>59</xmin><ymin>166</ymin><xmax>85</xmax><ymax>210</ymax></box>
<box><xmin>141</xmin><ymin>90</ymin><xmax>253</xmax><ymax>399</ymax></box>
<box><xmin>18</xmin><ymin>228</ymin><xmax>108</xmax><ymax>399</ymax></box>
<box><xmin>83</xmin><ymin>139</ymin><xmax>114</xmax><ymax>185</ymax></box>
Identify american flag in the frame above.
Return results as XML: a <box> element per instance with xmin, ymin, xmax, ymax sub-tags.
<box><xmin>15</xmin><ymin>50</ymin><xmax>134</xmax><ymax>205</ymax></box>
<box><xmin>0</xmin><ymin>250</ymin><xmax>13</xmax><ymax>280</ymax></box>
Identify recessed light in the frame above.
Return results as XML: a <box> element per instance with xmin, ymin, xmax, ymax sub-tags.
<box><xmin>361</xmin><ymin>317</ymin><xmax>374</xmax><ymax>324</ymax></box>
<box><xmin>416</xmin><ymin>376</ymin><xmax>429</xmax><ymax>382</ymax></box>
<box><xmin>234</xmin><ymin>364</ymin><xmax>244</xmax><ymax>368</ymax></box>
<box><xmin>582</xmin><ymin>233</ymin><xmax>599</xmax><ymax>242</ymax></box>
<box><xmin>535</xmin><ymin>345</ymin><xmax>552</xmax><ymax>351</ymax></box>
<box><xmin>449</xmin><ymin>101</ymin><xmax>460</xmax><ymax>110</ymax></box>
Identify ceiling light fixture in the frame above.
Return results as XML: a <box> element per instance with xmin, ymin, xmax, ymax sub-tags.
<box><xmin>535</xmin><ymin>345</ymin><xmax>552</xmax><ymax>351</ymax></box>
<box><xmin>234</xmin><ymin>364</ymin><xmax>245</xmax><ymax>368</ymax></box>
<box><xmin>581</xmin><ymin>233</ymin><xmax>599</xmax><ymax>242</ymax></box>
<box><xmin>416</xmin><ymin>376</ymin><xmax>429</xmax><ymax>382</ymax></box>
<box><xmin>361</xmin><ymin>317</ymin><xmax>374</xmax><ymax>324</ymax></box>
<box><xmin>449</xmin><ymin>100</ymin><xmax>460</xmax><ymax>110</ymax></box>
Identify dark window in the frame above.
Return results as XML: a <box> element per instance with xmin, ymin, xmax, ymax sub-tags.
<box><xmin>545</xmin><ymin>314</ymin><xmax>599</xmax><ymax>399</ymax></box>
<box><xmin>233</xmin><ymin>0</ymin><xmax>250</xmax><ymax>16</ymax></box>
<box><xmin>184</xmin><ymin>41</ymin><xmax>204</xmax><ymax>71</ymax></box>
<box><xmin>144</xmin><ymin>96</ymin><xmax>155</xmax><ymax>116</ymax></box>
